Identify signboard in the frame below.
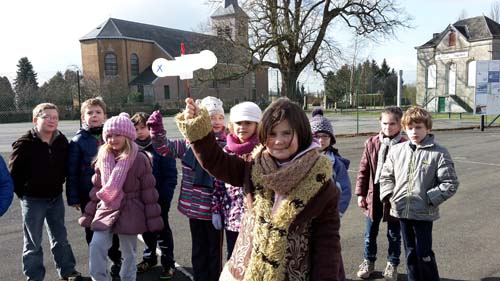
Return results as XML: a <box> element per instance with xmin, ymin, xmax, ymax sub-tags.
<box><xmin>475</xmin><ymin>60</ymin><xmax>500</xmax><ymax>115</ymax></box>
<box><xmin>435</xmin><ymin>51</ymin><xmax>468</xmax><ymax>60</ymax></box>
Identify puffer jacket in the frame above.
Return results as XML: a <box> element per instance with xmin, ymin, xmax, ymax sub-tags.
<box><xmin>66</xmin><ymin>128</ymin><xmax>101</xmax><ymax>206</ymax></box>
<box><xmin>324</xmin><ymin>148</ymin><xmax>351</xmax><ymax>216</ymax></box>
<box><xmin>379</xmin><ymin>134</ymin><xmax>459</xmax><ymax>221</ymax></box>
<box><xmin>79</xmin><ymin>152</ymin><xmax>163</xmax><ymax>234</ymax></box>
<box><xmin>0</xmin><ymin>157</ymin><xmax>13</xmax><ymax>216</ymax></box>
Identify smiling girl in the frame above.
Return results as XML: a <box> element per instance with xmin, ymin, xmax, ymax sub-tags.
<box><xmin>149</xmin><ymin>97</ymin><xmax>341</xmax><ymax>280</ymax></box>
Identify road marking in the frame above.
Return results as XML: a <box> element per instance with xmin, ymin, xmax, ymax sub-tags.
<box><xmin>138</xmin><ymin>235</ymin><xmax>194</xmax><ymax>281</ymax></box>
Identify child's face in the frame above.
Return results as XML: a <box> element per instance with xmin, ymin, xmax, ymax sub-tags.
<box><xmin>265</xmin><ymin>119</ymin><xmax>298</xmax><ymax>163</ymax></box>
<box><xmin>34</xmin><ymin>109</ymin><xmax>59</xmax><ymax>135</ymax></box>
<box><xmin>107</xmin><ymin>134</ymin><xmax>127</xmax><ymax>152</ymax></box>
<box><xmin>210</xmin><ymin>114</ymin><xmax>225</xmax><ymax>133</ymax></box>
<box><xmin>135</xmin><ymin>123</ymin><xmax>150</xmax><ymax>141</ymax></box>
<box><xmin>313</xmin><ymin>132</ymin><xmax>331</xmax><ymax>151</ymax></box>
<box><xmin>405</xmin><ymin>122</ymin><xmax>430</xmax><ymax>145</ymax></box>
<box><xmin>380</xmin><ymin>112</ymin><xmax>402</xmax><ymax>137</ymax></box>
<box><xmin>233</xmin><ymin>121</ymin><xmax>257</xmax><ymax>142</ymax></box>
<box><xmin>82</xmin><ymin>105</ymin><xmax>106</xmax><ymax>128</ymax></box>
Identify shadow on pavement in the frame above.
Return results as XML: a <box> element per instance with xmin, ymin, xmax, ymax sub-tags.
<box><xmin>136</xmin><ymin>265</ymin><xmax>193</xmax><ymax>281</ymax></box>
<box><xmin>481</xmin><ymin>278</ymin><xmax>500</xmax><ymax>281</ymax></box>
<box><xmin>346</xmin><ymin>271</ymin><xmax>472</xmax><ymax>281</ymax></box>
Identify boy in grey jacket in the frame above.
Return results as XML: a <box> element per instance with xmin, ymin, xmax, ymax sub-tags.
<box><xmin>379</xmin><ymin>106</ymin><xmax>459</xmax><ymax>281</ymax></box>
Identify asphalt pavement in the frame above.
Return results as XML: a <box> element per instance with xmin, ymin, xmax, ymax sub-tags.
<box><xmin>0</xmin><ymin>114</ymin><xmax>499</xmax><ymax>281</ymax></box>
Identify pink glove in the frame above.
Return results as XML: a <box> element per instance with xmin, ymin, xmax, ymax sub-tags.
<box><xmin>146</xmin><ymin>110</ymin><xmax>164</xmax><ymax>135</ymax></box>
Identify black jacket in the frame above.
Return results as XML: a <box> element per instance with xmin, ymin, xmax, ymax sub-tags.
<box><xmin>9</xmin><ymin>129</ymin><xmax>68</xmax><ymax>198</ymax></box>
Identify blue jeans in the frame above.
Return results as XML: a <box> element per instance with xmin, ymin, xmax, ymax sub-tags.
<box><xmin>21</xmin><ymin>195</ymin><xmax>77</xmax><ymax>281</ymax></box>
<box><xmin>363</xmin><ymin>214</ymin><xmax>401</xmax><ymax>265</ymax></box>
<box><xmin>400</xmin><ymin>219</ymin><xmax>440</xmax><ymax>281</ymax></box>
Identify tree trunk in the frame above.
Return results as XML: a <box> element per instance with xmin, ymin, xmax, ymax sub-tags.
<box><xmin>280</xmin><ymin>70</ymin><xmax>299</xmax><ymax>102</ymax></box>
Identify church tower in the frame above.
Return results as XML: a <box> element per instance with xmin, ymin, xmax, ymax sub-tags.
<box><xmin>211</xmin><ymin>0</ymin><xmax>249</xmax><ymax>46</ymax></box>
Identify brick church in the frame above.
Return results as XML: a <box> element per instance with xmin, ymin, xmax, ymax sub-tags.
<box><xmin>79</xmin><ymin>0</ymin><xmax>269</xmax><ymax>108</ymax></box>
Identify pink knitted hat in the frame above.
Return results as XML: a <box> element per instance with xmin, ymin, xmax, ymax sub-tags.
<box><xmin>103</xmin><ymin>112</ymin><xmax>136</xmax><ymax>140</ymax></box>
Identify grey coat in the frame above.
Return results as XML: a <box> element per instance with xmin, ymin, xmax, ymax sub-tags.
<box><xmin>379</xmin><ymin>134</ymin><xmax>459</xmax><ymax>221</ymax></box>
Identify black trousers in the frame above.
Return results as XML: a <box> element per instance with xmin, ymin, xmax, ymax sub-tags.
<box><xmin>189</xmin><ymin>219</ymin><xmax>222</xmax><ymax>281</ymax></box>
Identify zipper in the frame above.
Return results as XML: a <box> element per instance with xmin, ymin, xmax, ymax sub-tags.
<box><xmin>405</xmin><ymin>149</ymin><xmax>415</xmax><ymax>218</ymax></box>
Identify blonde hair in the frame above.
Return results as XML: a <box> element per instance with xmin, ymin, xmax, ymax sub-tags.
<box><xmin>401</xmin><ymin>106</ymin><xmax>433</xmax><ymax>130</ymax></box>
<box><xmin>81</xmin><ymin>97</ymin><xmax>107</xmax><ymax>115</ymax></box>
<box><xmin>32</xmin><ymin>103</ymin><xmax>58</xmax><ymax>119</ymax></box>
<box><xmin>95</xmin><ymin>137</ymin><xmax>134</xmax><ymax>170</ymax></box>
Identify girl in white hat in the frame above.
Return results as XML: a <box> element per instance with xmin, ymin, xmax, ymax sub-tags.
<box><xmin>211</xmin><ymin>102</ymin><xmax>262</xmax><ymax>259</ymax></box>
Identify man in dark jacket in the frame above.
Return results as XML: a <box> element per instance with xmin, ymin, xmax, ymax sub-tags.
<box><xmin>9</xmin><ymin>103</ymin><xmax>82</xmax><ymax>281</ymax></box>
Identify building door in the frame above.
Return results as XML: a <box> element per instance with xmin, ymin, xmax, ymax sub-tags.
<box><xmin>447</xmin><ymin>63</ymin><xmax>456</xmax><ymax>95</ymax></box>
<box><xmin>438</xmin><ymin>97</ymin><xmax>446</xmax><ymax>112</ymax></box>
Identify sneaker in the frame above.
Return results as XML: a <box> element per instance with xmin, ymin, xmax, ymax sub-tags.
<box><xmin>136</xmin><ymin>260</ymin><xmax>156</xmax><ymax>273</ymax></box>
<box><xmin>110</xmin><ymin>261</ymin><xmax>121</xmax><ymax>277</ymax></box>
<box><xmin>61</xmin><ymin>271</ymin><xmax>83</xmax><ymax>281</ymax></box>
<box><xmin>357</xmin><ymin>259</ymin><xmax>375</xmax><ymax>279</ymax></box>
<box><xmin>159</xmin><ymin>266</ymin><xmax>175</xmax><ymax>279</ymax></box>
<box><xmin>383</xmin><ymin>262</ymin><xmax>398</xmax><ymax>281</ymax></box>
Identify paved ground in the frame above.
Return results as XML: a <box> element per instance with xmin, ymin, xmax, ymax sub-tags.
<box><xmin>0</xmin><ymin>114</ymin><xmax>499</xmax><ymax>280</ymax></box>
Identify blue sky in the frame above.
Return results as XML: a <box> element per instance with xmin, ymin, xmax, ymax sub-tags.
<box><xmin>0</xmin><ymin>0</ymin><xmax>496</xmax><ymax>91</ymax></box>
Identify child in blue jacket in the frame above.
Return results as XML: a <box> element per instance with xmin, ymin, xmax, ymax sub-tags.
<box><xmin>310</xmin><ymin>112</ymin><xmax>351</xmax><ymax>281</ymax></box>
<box><xmin>0</xmin><ymin>157</ymin><xmax>13</xmax><ymax>216</ymax></box>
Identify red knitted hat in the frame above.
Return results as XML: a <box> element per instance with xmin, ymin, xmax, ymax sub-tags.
<box><xmin>103</xmin><ymin>112</ymin><xmax>136</xmax><ymax>140</ymax></box>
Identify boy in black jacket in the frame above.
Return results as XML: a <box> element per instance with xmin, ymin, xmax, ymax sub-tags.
<box><xmin>9</xmin><ymin>103</ymin><xmax>82</xmax><ymax>281</ymax></box>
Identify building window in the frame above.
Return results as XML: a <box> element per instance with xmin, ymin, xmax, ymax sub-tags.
<box><xmin>217</xmin><ymin>27</ymin><xmax>223</xmax><ymax>37</ymax></box>
<box><xmin>447</xmin><ymin>63</ymin><xmax>457</xmax><ymax>95</ymax></box>
<box><xmin>225</xmin><ymin>26</ymin><xmax>231</xmax><ymax>38</ymax></box>
<box><xmin>427</xmin><ymin>64</ymin><xmax>436</xmax><ymax>89</ymax></box>
<box><xmin>164</xmin><ymin>85</ymin><xmax>170</xmax><ymax>100</ymax></box>
<box><xmin>467</xmin><ymin>60</ymin><xmax>476</xmax><ymax>87</ymax></box>
<box><xmin>130</xmin><ymin>53</ymin><xmax>139</xmax><ymax>77</ymax></box>
<box><xmin>449</xmin><ymin>32</ymin><xmax>456</xmax><ymax>47</ymax></box>
<box><xmin>104</xmin><ymin>53</ymin><xmax>118</xmax><ymax>76</ymax></box>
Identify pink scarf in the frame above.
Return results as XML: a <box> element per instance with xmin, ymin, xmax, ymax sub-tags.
<box><xmin>225</xmin><ymin>133</ymin><xmax>259</xmax><ymax>156</ymax></box>
<box><xmin>96</xmin><ymin>142</ymin><xmax>139</xmax><ymax>209</ymax></box>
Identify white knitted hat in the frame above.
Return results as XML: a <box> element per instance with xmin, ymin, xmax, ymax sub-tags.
<box><xmin>230</xmin><ymin>102</ymin><xmax>262</xmax><ymax>123</ymax></box>
<box><xmin>197</xmin><ymin>96</ymin><xmax>224</xmax><ymax>116</ymax></box>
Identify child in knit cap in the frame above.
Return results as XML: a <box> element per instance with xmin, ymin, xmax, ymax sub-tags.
<box><xmin>79</xmin><ymin>112</ymin><xmax>163</xmax><ymax>281</ymax></box>
<box><xmin>310</xmin><ymin>113</ymin><xmax>351</xmax><ymax>281</ymax></box>
<box><xmin>147</xmin><ymin>96</ymin><xmax>226</xmax><ymax>281</ymax></box>
<box><xmin>211</xmin><ymin>101</ymin><xmax>261</xmax><ymax>259</ymax></box>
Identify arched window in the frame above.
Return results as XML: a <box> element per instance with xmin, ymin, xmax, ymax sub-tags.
<box><xmin>449</xmin><ymin>32</ymin><xmax>456</xmax><ymax>47</ymax></box>
<box><xmin>224</xmin><ymin>26</ymin><xmax>232</xmax><ymax>38</ymax></box>
<box><xmin>104</xmin><ymin>53</ymin><xmax>118</xmax><ymax>76</ymax></box>
<box><xmin>130</xmin><ymin>53</ymin><xmax>139</xmax><ymax>77</ymax></box>
<box><xmin>467</xmin><ymin>60</ymin><xmax>476</xmax><ymax>86</ymax></box>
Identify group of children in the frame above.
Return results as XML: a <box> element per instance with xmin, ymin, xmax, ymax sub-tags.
<box><xmin>2</xmin><ymin>94</ymin><xmax>458</xmax><ymax>281</ymax></box>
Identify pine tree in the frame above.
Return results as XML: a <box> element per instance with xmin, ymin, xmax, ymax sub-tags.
<box><xmin>14</xmin><ymin>57</ymin><xmax>39</xmax><ymax>110</ymax></box>
<box><xmin>0</xmin><ymin>76</ymin><xmax>16</xmax><ymax>110</ymax></box>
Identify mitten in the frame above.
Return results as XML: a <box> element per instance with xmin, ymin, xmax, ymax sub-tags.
<box><xmin>146</xmin><ymin>110</ymin><xmax>164</xmax><ymax>135</ymax></box>
<box><xmin>212</xmin><ymin>213</ymin><xmax>222</xmax><ymax>230</ymax></box>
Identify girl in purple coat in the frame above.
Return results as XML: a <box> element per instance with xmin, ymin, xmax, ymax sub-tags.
<box><xmin>79</xmin><ymin>113</ymin><xmax>163</xmax><ymax>281</ymax></box>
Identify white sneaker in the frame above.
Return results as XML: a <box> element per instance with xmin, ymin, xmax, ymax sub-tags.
<box><xmin>357</xmin><ymin>259</ymin><xmax>375</xmax><ymax>279</ymax></box>
<box><xmin>383</xmin><ymin>262</ymin><xmax>398</xmax><ymax>281</ymax></box>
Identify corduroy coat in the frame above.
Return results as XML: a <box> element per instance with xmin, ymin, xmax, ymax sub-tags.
<box><xmin>79</xmin><ymin>152</ymin><xmax>163</xmax><ymax>234</ymax></box>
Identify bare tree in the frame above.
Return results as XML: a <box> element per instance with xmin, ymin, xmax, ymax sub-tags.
<box><xmin>458</xmin><ymin>9</ymin><xmax>468</xmax><ymax>20</ymax></box>
<box><xmin>490</xmin><ymin>0</ymin><xmax>500</xmax><ymax>22</ymax></box>
<box><xmin>206</xmin><ymin>0</ymin><xmax>411</xmax><ymax>99</ymax></box>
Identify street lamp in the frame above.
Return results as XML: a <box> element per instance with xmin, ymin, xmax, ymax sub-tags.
<box><xmin>68</xmin><ymin>65</ymin><xmax>82</xmax><ymax>127</ymax></box>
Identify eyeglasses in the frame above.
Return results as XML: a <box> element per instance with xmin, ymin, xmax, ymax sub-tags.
<box><xmin>38</xmin><ymin>114</ymin><xmax>59</xmax><ymax>121</ymax></box>
<box><xmin>313</xmin><ymin>134</ymin><xmax>331</xmax><ymax>140</ymax></box>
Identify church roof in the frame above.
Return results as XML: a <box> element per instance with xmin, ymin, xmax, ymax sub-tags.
<box><xmin>80</xmin><ymin>18</ymin><xmax>237</xmax><ymax>61</ymax></box>
<box><xmin>417</xmin><ymin>16</ymin><xmax>500</xmax><ymax>49</ymax></box>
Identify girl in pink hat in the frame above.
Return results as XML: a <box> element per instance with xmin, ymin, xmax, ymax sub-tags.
<box><xmin>79</xmin><ymin>112</ymin><xmax>163</xmax><ymax>281</ymax></box>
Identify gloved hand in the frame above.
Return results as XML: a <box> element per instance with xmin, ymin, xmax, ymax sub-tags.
<box><xmin>146</xmin><ymin>110</ymin><xmax>164</xmax><ymax>135</ymax></box>
<box><xmin>212</xmin><ymin>213</ymin><xmax>222</xmax><ymax>230</ymax></box>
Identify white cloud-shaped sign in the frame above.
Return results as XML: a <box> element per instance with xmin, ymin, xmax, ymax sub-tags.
<box><xmin>152</xmin><ymin>50</ymin><xmax>217</xmax><ymax>80</ymax></box>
